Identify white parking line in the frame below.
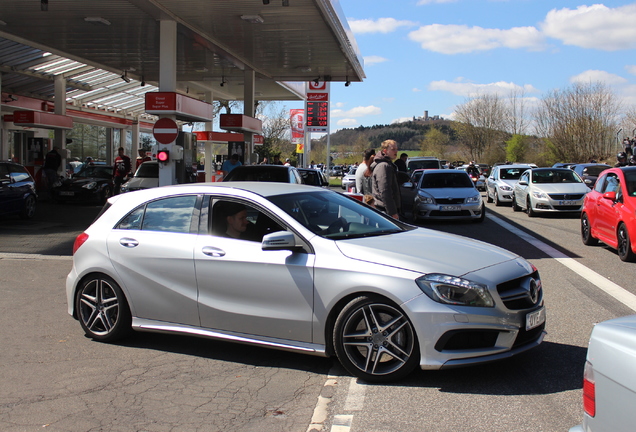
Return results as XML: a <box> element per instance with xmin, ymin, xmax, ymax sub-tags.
<box><xmin>487</xmin><ymin>213</ymin><xmax>636</xmax><ymax>312</ymax></box>
<box><xmin>0</xmin><ymin>252</ymin><xmax>72</xmax><ymax>261</ymax></box>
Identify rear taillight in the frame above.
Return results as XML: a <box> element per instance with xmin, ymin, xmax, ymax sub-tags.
<box><xmin>73</xmin><ymin>233</ymin><xmax>89</xmax><ymax>255</ymax></box>
<box><xmin>583</xmin><ymin>361</ymin><xmax>596</xmax><ymax>417</ymax></box>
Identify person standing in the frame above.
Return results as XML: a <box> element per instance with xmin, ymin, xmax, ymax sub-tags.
<box><xmin>394</xmin><ymin>152</ymin><xmax>408</xmax><ymax>172</ymax></box>
<box><xmin>221</xmin><ymin>153</ymin><xmax>242</xmax><ymax>175</ymax></box>
<box><xmin>371</xmin><ymin>139</ymin><xmax>401</xmax><ymax>219</ymax></box>
<box><xmin>43</xmin><ymin>146</ymin><xmax>62</xmax><ymax>193</ymax></box>
<box><xmin>355</xmin><ymin>148</ymin><xmax>375</xmax><ymax>195</ymax></box>
<box><xmin>113</xmin><ymin>147</ymin><xmax>131</xmax><ymax>195</ymax></box>
<box><xmin>136</xmin><ymin>148</ymin><xmax>151</xmax><ymax>170</ymax></box>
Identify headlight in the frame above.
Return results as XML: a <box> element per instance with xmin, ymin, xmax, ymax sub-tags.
<box><xmin>500</xmin><ymin>185</ymin><xmax>512</xmax><ymax>191</ymax></box>
<box><xmin>417</xmin><ymin>194</ymin><xmax>434</xmax><ymax>204</ymax></box>
<box><xmin>416</xmin><ymin>274</ymin><xmax>494</xmax><ymax>307</ymax></box>
<box><xmin>466</xmin><ymin>195</ymin><xmax>481</xmax><ymax>203</ymax></box>
<box><xmin>531</xmin><ymin>190</ymin><xmax>547</xmax><ymax>199</ymax></box>
<box><xmin>82</xmin><ymin>181</ymin><xmax>97</xmax><ymax>190</ymax></box>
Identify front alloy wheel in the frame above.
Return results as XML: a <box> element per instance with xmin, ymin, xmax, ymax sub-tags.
<box><xmin>617</xmin><ymin>223</ymin><xmax>636</xmax><ymax>262</ymax></box>
<box><xmin>581</xmin><ymin>213</ymin><xmax>598</xmax><ymax>246</ymax></box>
<box><xmin>526</xmin><ymin>196</ymin><xmax>536</xmax><ymax>217</ymax></box>
<box><xmin>19</xmin><ymin>195</ymin><xmax>36</xmax><ymax>219</ymax></box>
<box><xmin>77</xmin><ymin>275</ymin><xmax>131</xmax><ymax>342</ymax></box>
<box><xmin>334</xmin><ymin>296</ymin><xmax>419</xmax><ymax>382</ymax></box>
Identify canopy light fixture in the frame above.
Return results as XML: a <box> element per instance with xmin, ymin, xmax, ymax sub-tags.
<box><xmin>262</xmin><ymin>0</ymin><xmax>270</xmax><ymax>4</ymax></box>
<box><xmin>140</xmin><ymin>76</ymin><xmax>146</xmax><ymax>86</ymax></box>
<box><xmin>240</xmin><ymin>14</ymin><xmax>264</xmax><ymax>24</ymax></box>
<box><xmin>313</xmin><ymin>77</ymin><xmax>320</xmax><ymax>85</ymax></box>
<box><xmin>121</xmin><ymin>71</ymin><xmax>131</xmax><ymax>83</ymax></box>
<box><xmin>41</xmin><ymin>0</ymin><xmax>48</xmax><ymax>11</ymax></box>
<box><xmin>345</xmin><ymin>76</ymin><xmax>351</xmax><ymax>87</ymax></box>
<box><xmin>220</xmin><ymin>76</ymin><xmax>227</xmax><ymax>87</ymax></box>
<box><xmin>84</xmin><ymin>16</ymin><xmax>111</xmax><ymax>26</ymax></box>
<box><xmin>282</xmin><ymin>0</ymin><xmax>289</xmax><ymax>6</ymax></box>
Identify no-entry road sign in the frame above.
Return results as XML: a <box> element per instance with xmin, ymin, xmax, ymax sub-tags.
<box><xmin>153</xmin><ymin>118</ymin><xmax>179</xmax><ymax>144</ymax></box>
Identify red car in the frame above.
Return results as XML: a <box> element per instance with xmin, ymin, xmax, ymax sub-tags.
<box><xmin>581</xmin><ymin>167</ymin><xmax>636</xmax><ymax>261</ymax></box>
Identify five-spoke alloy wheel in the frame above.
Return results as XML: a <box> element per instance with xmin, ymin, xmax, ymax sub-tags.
<box><xmin>334</xmin><ymin>295</ymin><xmax>419</xmax><ymax>382</ymax></box>
<box><xmin>77</xmin><ymin>275</ymin><xmax>131</xmax><ymax>342</ymax></box>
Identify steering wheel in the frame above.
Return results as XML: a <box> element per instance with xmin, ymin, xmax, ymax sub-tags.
<box><xmin>326</xmin><ymin>217</ymin><xmax>349</xmax><ymax>234</ymax></box>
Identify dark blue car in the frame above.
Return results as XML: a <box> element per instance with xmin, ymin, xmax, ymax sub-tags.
<box><xmin>0</xmin><ymin>161</ymin><xmax>37</xmax><ymax>219</ymax></box>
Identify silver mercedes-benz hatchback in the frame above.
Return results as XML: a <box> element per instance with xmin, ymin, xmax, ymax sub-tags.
<box><xmin>67</xmin><ymin>182</ymin><xmax>545</xmax><ymax>382</ymax></box>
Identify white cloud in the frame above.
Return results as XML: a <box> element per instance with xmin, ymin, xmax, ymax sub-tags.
<box><xmin>626</xmin><ymin>65</ymin><xmax>636</xmax><ymax>76</ymax></box>
<box><xmin>349</xmin><ymin>18</ymin><xmax>417</xmax><ymax>34</ymax></box>
<box><xmin>364</xmin><ymin>55</ymin><xmax>388</xmax><ymax>66</ymax></box>
<box><xmin>429</xmin><ymin>79</ymin><xmax>539</xmax><ymax>96</ymax></box>
<box><xmin>570</xmin><ymin>70</ymin><xmax>627</xmax><ymax>85</ymax></box>
<box><xmin>336</xmin><ymin>118</ymin><xmax>359</xmax><ymax>127</ymax></box>
<box><xmin>332</xmin><ymin>102</ymin><xmax>346</xmax><ymax>108</ymax></box>
<box><xmin>391</xmin><ymin>117</ymin><xmax>414</xmax><ymax>124</ymax></box>
<box><xmin>541</xmin><ymin>4</ymin><xmax>636</xmax><ymax>51</ymax></box>
<box><xmin>412</xmin><ymin>88</ymin><xmax>422</xmax><ymax>92</ymax></box>
<box><xmin>331</xmin><ymin>105</ymin><xmax>382</xmax><ymax>118</ymax></box>
<box><xmin>408</xmin><ymin>24</ymin><xmax>545</xmax><ymax>54</ymax></box>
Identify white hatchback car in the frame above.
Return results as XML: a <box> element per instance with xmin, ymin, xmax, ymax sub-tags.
<box><xmin>569</xmin><ymin>315</ymin><xmax>636</xmax><ymax>432</ymax></box>
<box><xmin>66</xmin><ymin>182</ymin><xmax>546</xmax><ymax>382</ymax></box>
<box><xmin>120</xmin><ymin>161</ymin><xmax>158</xmax><ymax>193</ymax></box>
<box><xmin>512</xmin><ymin>167</ymin><xmax>590</xmax><ymax>216</ymax></box>
<box><xmin>486</xmin><ymin>164</ymin><xmax>532</xmax><ymax>206</ymax></box>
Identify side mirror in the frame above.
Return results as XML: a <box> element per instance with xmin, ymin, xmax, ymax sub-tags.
<box><xmin>518</xmin><ymin>180</ymin><xmax>528</xmax><ymax>186</ymax></box>
<box><xmin>262</xmin><ymin>231</ymin><xmax>298</xmax><ymax>251</ymax></box>
<box><xmin>602</xmin><ymin>191</ymin><xmax>617</xmax><ymax>201</ymax></box>
<box><xmin>402</xmin><ymin>182</ymin><xmax>414</xmax><ymax>188</ymax></box>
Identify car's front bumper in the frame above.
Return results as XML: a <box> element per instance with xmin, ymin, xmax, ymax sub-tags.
<box><xmin>413</xmin><ymin>202</ymin><xmax>483</xmax><ymax>220</ymax></box>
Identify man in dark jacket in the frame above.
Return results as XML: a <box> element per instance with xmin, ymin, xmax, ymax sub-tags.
<box><xmin>43</xmin><ymin>146</ymin><xmax>62</xmax><ymax>192</ymax></box>
<box><xmin>113</xmin><ymin>147</ymin><xmax>131</xmax><ymax>194</ymax></box>
<box><xmin>371</xmin><ymin>139</ymin><xmax>401</xmax><ymax>219</ymax></box>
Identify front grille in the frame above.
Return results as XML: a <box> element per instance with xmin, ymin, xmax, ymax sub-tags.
<box><xmin>429</xmin><ymin>210</ymin><xmax>471</xmax><ymax>217</ymax></box>
<box><xmin>553</xmin><ymin>205</ymin><xmax>581</xmax><ymax>211</ymax></box>
<box><xmin>513</xmin><ymin>322</ymin><xmax>545</xmax><ymax>347</ymax></box>
<box><xmin>497</xmin><ymin>271</ymin><xmax>542</xmax><ymax>310</ymax></box>
<box><xmin>435</xmin><ymin>329</ymin><xmax>499</xmax><ymax>351</ymax></box>
<box><xmin>436</xmin><ymin>198</ymin><xmax>464</xmax><ymax>204</ymax></box>
<box><xmin>548</xmin><ymin>193</ymin><xmax>584</xmax><ymax>200</ymax></box>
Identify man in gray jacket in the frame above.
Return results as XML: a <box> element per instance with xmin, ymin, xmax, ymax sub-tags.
<box><xmin>371</xmin><ymin>139</ymin><xmax>401</xmax><ymax>219</ymax></box>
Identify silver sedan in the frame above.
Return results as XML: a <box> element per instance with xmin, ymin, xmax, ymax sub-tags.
<box><xmin>512</xmin><ymin>167</ymin><xmax>590</xmax><ymax>216</ymax></box>
<box><xmin>67</xmin><ymin>182</ymin><xmax>545</xmax><ymax>382</ymax></box>
<box><xmin>486</xmin><ymin>164</ymin><xmax>532</xmax><ymax>206</ymax></box>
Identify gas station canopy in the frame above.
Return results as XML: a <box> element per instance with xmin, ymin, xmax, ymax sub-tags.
<box><xmin>0</xmin><ymin>0</ymin><xmax>365</xmax><ymax>117</ymax></box>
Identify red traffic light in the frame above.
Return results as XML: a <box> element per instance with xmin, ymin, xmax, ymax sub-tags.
<box><xmin>157</xmin><ymin>150</ymin><xmax>169</xmax><ymax>162</ymax></box>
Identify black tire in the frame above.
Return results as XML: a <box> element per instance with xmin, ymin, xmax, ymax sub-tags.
<box><xmin>493</xmin><ymin>190</ymin><xmax>502</xmax><ymax>207</ymax></box>
<box><xmin>617</xmin><ymin>223</ymin><xmax>636</xmax><ymax>262</ymax></box>
<box><xmin>473</xmin><ymin>204</ymin><xmax>485</xmax><ymax>223</ymax></box>
<box><xmin>581</xmin><ymin>213</ymin><xmax>598</xmax><ymax>246</ymax></box>
<box><xmin>526</xmin><ymin>196</ymin><xmax>536</xmax><ymax>217</ymax></box>
<box><xmin>76</xmin><ymin>275</ymin><xmax>132</xmax><ymax>342</ymax></box>
<box><xmin>333</xmin><ymin>295</ymin><xmax>419</xmax><ymax>382</ymax></box>
<box><xmin>100</xmin><ymin>185</ymin><xmax>113</xmax><ymax>205</ymax></box>
<box><xmin>19</xmin><ymin>194</ymin><xmax>36</xmax><ymax>219</ymax></box>
<box><xmin>512</xmin><ymin>194</ymin><xmax>521</xmax><ymax>212</ymax></box>
<box><xmin>486</xmin><ymin>190</ymin><xmax>493</xmax><ymax>203</ymax></box>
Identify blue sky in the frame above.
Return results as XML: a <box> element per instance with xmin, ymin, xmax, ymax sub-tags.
<box><xmin>304</xmin><ymin>0</ymin><xmax>636</xmax><ymax>131</ymax></box>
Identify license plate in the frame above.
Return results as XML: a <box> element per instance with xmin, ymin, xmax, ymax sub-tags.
<box><xmin>440</xmin><ymin>205</ymin><xmax>461</xmax><ymax>211</ymax></box>
<box><xmin>59</xmin><ymin>191</ymin><xmax>74</xmax><ymax>196</ymax></box>
<box><xmin>526</xmin><ymin>307</ymin><xmax>546</xmax><ymax>331</ymax></box>
<box><xmin>559</xmin><ymin>200</ymin><xmax>576</xmax><ymax>205</ymax></box>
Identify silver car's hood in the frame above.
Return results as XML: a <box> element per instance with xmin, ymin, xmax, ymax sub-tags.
<box><xmin>336</xmin><ymin>228</ymin><xmax>518</xmax><ymax>276</ymax></box>
<box><xmin>532</xmin><ymin>183</ymin><xmax>589</xmax><ymax>193</ymax></box>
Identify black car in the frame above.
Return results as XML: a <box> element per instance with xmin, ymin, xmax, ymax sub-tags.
<box><xmin>0</xmin><ymin>161</ymin><xmax>37</xmax><ymax>219</ymax></box>
<box><xmin>297</xmin><ymin>168</ymin><xmax>329</xmax><ymax>187</ymax></box>
<box><xmin>52</xmin><ymin>164</ymin><xmax>114</xmax><ymax>204</ymax></box>
<box><xmin>570</xmin><ymin>163</ymin><xmax>611</xmax><ymax>188</ymax></box>
<box><xmin>222</xmin><ymin>165</ymin><xmax>303</xmax><ymax>183</ymax></box>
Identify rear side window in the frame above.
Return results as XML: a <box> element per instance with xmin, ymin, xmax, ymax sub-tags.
<box><xmin>116</xmin><ymin>195</ymin><xmax>198</xmax><ymax>233</ymax></box>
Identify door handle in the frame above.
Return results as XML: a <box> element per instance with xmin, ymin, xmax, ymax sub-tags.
<box><xmin>202</xmin><ymin>246</ymin><xmax>226</xmax><ymax>257</ymax></box>
<box><xmin>119</xmin><ymin>238</ymin><xmax>139</xmax><ymax>248</ymax></box>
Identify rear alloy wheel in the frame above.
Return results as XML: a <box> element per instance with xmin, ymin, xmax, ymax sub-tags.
<box><xmin>581</xmin><ymin>213</ymin><xmax>598</xmax><ymax>246</ymax></box>
<box><xmin>19</xmin><ymin>194</ymin><xmax>36</xmax><ymax>219</ymax></box>
<box><xmin>76</xmin><ymin>275</ymin><xmax>132</xmax><ymax>342</ymax></box>
<box><xmin>334</xmin><ymin>295</ymin><xmax>419</xmax><ymax>382</ymax></box>
<box><xmin>526</xmin><ymin>196</ymin><xmax>536</xmax><ymax>217</ymax></box>
<box><xmin>617</xmin><ymin>223</ymin><xmax>636</xmax><ymax>262</ymax></box>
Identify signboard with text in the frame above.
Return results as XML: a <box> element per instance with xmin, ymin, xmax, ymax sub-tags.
<box><xmin>304</xmin><ymin>82</ymin><xmax>329</xmax><ymax>133</ymax></box>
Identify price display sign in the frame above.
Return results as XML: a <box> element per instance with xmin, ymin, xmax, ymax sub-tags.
<box><xmin>306</xmin><ymin>101</ymin><xmax>328</xmax><ymax>132</ymax></box>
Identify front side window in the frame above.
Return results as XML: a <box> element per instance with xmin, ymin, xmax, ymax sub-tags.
<box><xmin>210</xmin><ymin>199</ymin><xmax>285</xmax><ymax>242</ymax></box>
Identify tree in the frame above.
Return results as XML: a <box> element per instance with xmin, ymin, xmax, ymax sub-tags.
<box><xmin>420</xmin><ymin>127</ymin><xmax>450</xmax><ymax>159</ymax></box>
<box><xmin>534</xmin><ymin>81</ymin><xmax>621</xmax><ymax>162</ymax></box>
<box><xmin>505</xmin><ymin>134</ymin><xmax>528</xmax><ymax>163</ymax></box>
<box><xmin>453</xmin><ymin>93</ymin><xmax>507</xmax><ymax>161</ymax></box>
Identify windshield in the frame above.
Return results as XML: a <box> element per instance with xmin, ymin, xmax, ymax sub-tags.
<box><xmin>421</xmin><ymin>172</ymin><xmax>473</xmax><ymax>188</ymax></box>
<box><xmin>500</xmin><ymin>168</ymin><xmax>525</xmax><ymax>180</ymax></box>
<box><xmin>77</xmin><ymin>166</ymin><xmax>112</xmax><ymax>180</ymax></box>
<box><xmin>532</xmin><ymin>169</ymin><xmax>582</xmax><ymax>184</ymax></box>
<box><xmin>135</xmin><ymin>163</ymin><xmax>159</xmax><ymax>178</ymax></box>
<box><xmin>268</xmin><ymin>191</ymin><xmax>405</xmax><ymax>240</ymax></box>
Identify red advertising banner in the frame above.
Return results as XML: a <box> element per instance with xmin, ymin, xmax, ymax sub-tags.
<box><xmin>290</xmin><ymin>109</ymin><xmax>305</xmax><ymax>151</ymax></box>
